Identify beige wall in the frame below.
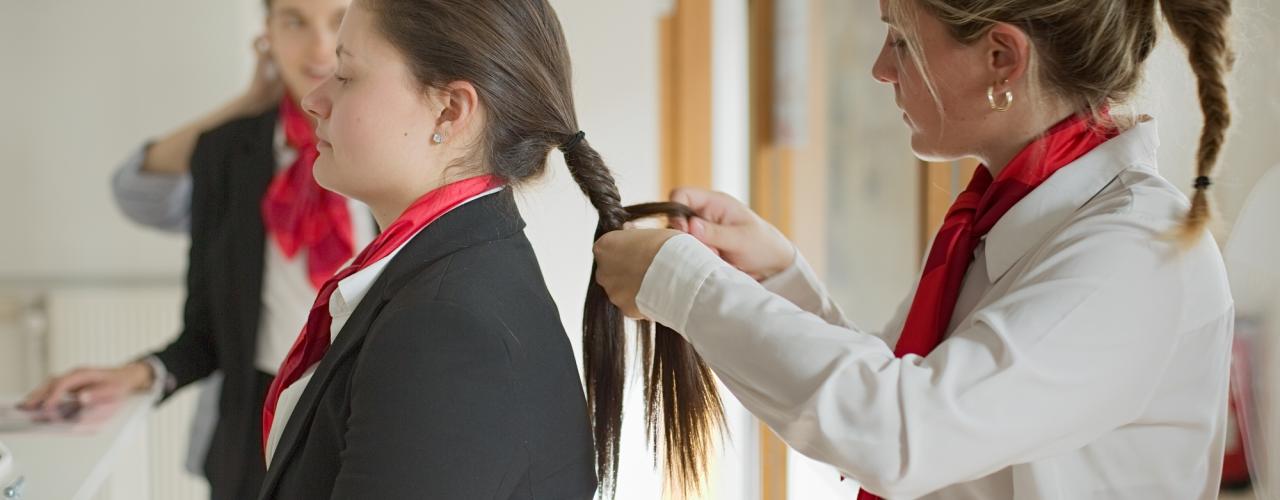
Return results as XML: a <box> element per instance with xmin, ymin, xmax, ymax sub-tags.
<box><xmin>0</xmin><ymin>0</ymin><xmax>264</xmax><ymax>280</ymax></box>
<box><xmin>1135</xmin><ymin>0</ymin><xmax>1280</xmax><ymax>239</ymax></box>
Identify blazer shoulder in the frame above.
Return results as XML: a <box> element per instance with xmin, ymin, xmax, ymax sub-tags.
<box><xmin>193</xmin><ymin>108</ymin><xmax>278</xmax><ymax>156</ymax></box>
<box><xmin>363</xmin><ymin>297</ymin><xmax>516</xmax><ymax>372</ymax></box>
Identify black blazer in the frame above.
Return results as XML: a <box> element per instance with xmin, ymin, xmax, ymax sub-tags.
<box><xmin>152</xmin><ymin>109</ymin><xmax>280</xmax><ymax>500</ymax></box>
<box><xmin>257</xmin><ymin>189</ymin><xmax>597</xmax><ymax>499</ymax></box>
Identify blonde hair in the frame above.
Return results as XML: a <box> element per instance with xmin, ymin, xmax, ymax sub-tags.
<box><xmin>888</xmin><ymin>0</ymin><xmax>1235</xmax><ymax>244</ymax></box>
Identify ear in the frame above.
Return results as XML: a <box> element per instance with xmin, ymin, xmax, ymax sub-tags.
<box><xmin>434</xmin><ymin>81</ymin><xmax>481</xmax><ymax>139</ymax></box>
<box><xmin>983</xmin><ymin>23</ymin><xmax>1032</xmax><ymax>89</ymax></box>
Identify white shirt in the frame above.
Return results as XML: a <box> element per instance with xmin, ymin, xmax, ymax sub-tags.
<box><xmin>264</xmin><ymin>187</ymin><xmax>504</xmax><ymax>465</ymax></box>
<box><xmin>637</xmin><ymin>120</ymin><xmax>1235</xmax><ymax>499</ymax></box>
<box><xmin>255</xmin><ymin>126</ymin><xmax>378</xmax><ymax>374</ymax></box>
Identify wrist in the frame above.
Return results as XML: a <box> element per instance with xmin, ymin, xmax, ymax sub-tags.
<box><xmin>228</xmin><ymin>93</ymin><xmax>261</xmax><ymax>117</ymax></box>
<box><xmin>124</xmin><ymin>361</ymin><xmax>155</xmax><ymax>392</ymax></box>
<box><xmin>759</xmin><ymin>242</ymin><xmax>797</xmax><ymax>281</ymax></box>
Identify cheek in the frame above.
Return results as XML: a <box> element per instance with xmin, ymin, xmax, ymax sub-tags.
<box><xmin>271</xmin><ymin>34</ymin><xmax>307</xmax><ymax>70</ymax></box>
<box><xmin>322</xmin><ymin>92</ymin><xmax>424</xmax><ymax>194</ymax></box>
<box><xmin>272</xmin><ymin>45</ymin><xmax>313</xmax><ymax>93</ymax></box>
<box><xmin>316</xmin><ymin>96</ymin><xmax>375</xmax><ymax>190</ymax></box>
<box><xmin>898</xmin><ymin>67</ymin><xmax>939</xmax><ymax>129</ymax></box>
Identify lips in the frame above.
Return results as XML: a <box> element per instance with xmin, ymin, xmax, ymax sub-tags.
<box><xmin>316</xmin><ymin>130</ymin><xmax>332</xmax><ymax>149</ymax></box>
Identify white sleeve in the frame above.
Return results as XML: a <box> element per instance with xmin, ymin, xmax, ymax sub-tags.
<box><xmin>760</xmin><ymin>250</ymin><xmax>915</xmax><ymax>345</ymax></box>
<box><xmin>759</xmin><ymin>251</ymin><xmax>855</xmax><ymax>329</ymax></box>
<box><xmin>139</xmin><ymin>355</ymin><xmax>176</xmax><ymax>403</ymax></box>
<box><xmin>636</xmin><ymin>232</ymin><xmax>1198</xmax><ymax>498</ymax></box>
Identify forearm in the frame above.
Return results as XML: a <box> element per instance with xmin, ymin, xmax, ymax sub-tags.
<box><xmin>142</xmin><ymin>95</ymin><xmax>259</xmax><ymax>175</ymax></box>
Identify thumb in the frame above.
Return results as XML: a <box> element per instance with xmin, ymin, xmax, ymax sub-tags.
<box><xmin>689</xmin><ymin>217</ymin><xmax>739</xmax><ymax>251</ymax></box>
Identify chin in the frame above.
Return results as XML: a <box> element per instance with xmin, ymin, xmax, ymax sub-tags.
<box><xmin>311</xmin><ymin>156</ymin><xmax>342</xmax><ymax>194</ymax></box>
<box><xmin>909</xmin><ymin>135</ymin><xmax>943</xmax><ymax>162</ymax></box>
<box><xmin>909</xmin><ymin>132</ymin><xmax>965</xmax><ymax>164</ymax></box>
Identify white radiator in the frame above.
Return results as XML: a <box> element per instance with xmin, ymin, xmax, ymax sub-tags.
<box><xmin>42</xmin><ymin>286</ymin><xmax>210</xmax><ymax>500</ymax></box>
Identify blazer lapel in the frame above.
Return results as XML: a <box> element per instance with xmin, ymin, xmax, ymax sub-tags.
<box><xmin>257</xmin><ymin>188</ymin><xmax>525</xmax><ymax>498</ymax></box>
<box><xmin>232</xmin><ymin>111</ymin><xmax>279</xmax><ymax>367</ymax></box>
<box><xmin>257</xmin><ymin>271</ymin><xmax>394</xmax><ymax>498</ymax></box>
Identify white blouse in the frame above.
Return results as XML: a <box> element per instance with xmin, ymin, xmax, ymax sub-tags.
<box><xmin>637</xmin><ymin>120</ymin><xmax>1235</xmax><ymax>499</ymax></box>
<box><xmin>255</xmin><ymin>125</ymin><xmax>378</xmax><ymax>375</ymax></box>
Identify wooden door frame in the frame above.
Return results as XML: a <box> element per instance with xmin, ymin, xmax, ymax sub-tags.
<box><xmin>659</xmin><ymin>0</ymin><xmax>714</xmax><ymax>195</ymax></box>
<box><xmin>920</xmin><ymin>159</ymin><xmax>979</xmax><ymax>255</ymax></box>
<box><xmin>663</xmin><ymin>0</ymin><xmax>791</xmax><ymax>497</ymax></box>
<box><xmin>747</xmin><ymin>0</ymin><xmax>791</xmax><ymax>498</ymax></box>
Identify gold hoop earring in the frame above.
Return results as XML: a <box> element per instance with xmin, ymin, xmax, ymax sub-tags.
<box><xmin>987</xmin><ymin>81</ymin><xmax>1013</xmax><ymax>112</ymax></box>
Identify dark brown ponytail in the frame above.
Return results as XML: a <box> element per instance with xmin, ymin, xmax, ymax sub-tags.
<box><xmin>562</xmin><ymin>136</ymin><xmax>724</xmax><ymax>496</ymax></box>
<box><xmin>365</xmin><ymin>0</ymin><xmax>724</xmax><ymax>496</ymax></box>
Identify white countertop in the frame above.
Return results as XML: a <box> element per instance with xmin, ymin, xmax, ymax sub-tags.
<box><xmin>0</xmin><ymin>395</ymin><xmax>150</xmax><ymax>500</ymax></box>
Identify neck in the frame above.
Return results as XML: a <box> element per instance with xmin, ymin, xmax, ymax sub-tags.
<box><xmin>368</xmin><ymin>181</ymin><xmax>445</xmax><ymax>231</ymax></box>
<box><xmin>977</xmin><ymin>109</ymin><xmax>1077</xmax><ymax>178</ymax></box>
<box><xmin>370</xmin><ymin>204</ymin><xmax>402</xmax><ymax>232</ymax></box>
<box><xmin>366</xmin><ymin>167</ymin><xmax>480</xmax><ymax>230</ymax></box>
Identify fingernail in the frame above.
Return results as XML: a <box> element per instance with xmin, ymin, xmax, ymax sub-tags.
<box><xmin>690</xmin><ymin>218</ymin><xmax>704</xmax><ymax>236</ymax></box>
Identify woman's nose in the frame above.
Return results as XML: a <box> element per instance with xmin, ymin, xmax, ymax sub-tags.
<box><xmin>871</xmin><ymin>44</ymin><xmax>898</xmax><ymax>85</ymax></box>
<box><xmin>301</xmin><ymin>81</ymin><xmax>331</xmax><ymax>120</ymax></box>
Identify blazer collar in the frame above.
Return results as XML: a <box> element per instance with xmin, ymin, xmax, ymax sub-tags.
<box><xmin>982</xmin><ymin>118</ymin><xmax>1161</xmax><ymax>283</ymax></box>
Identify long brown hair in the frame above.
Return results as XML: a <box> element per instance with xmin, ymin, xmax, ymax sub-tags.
<box><xmin>890</xmin><ymin>0</ymin><xmax>1234</xmax><ymax>243</ymax></box>
<box><xmin>362</xmin><ymin>0</ymin><xmax>723</xmax><ymax>495</ymax></box>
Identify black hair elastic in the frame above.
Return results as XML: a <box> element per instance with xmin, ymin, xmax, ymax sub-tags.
<box><xmin>559</xmin><ymin>131</ymin><xmax>586</xmax><ymax>153</ymax></box>
<box><xmin>1194</xmin><ymin>176</ymin><xmax>1213</xmax><ymax>190</ymax></box>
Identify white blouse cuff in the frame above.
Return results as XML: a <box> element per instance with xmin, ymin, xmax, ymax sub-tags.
<box><xmin>759</xmin><ymin>250</ymin><xmax>828</xmax><ymax>310</ymax></box>
<box><xmin>636</xmin><ymin>234</ymin><xmax>728</xmax><ymax>334</ymax></box>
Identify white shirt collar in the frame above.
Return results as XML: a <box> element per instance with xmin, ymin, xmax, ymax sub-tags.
<box><xmin>982</xmin><ymin>117</ymin><xmax>1161</xmax><ymax>283</ymax></box>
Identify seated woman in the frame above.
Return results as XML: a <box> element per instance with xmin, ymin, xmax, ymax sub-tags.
<box><xmin>256</xmin><ymin>0</ymin><xmax>723</xmax><ymax>498</ymax></box>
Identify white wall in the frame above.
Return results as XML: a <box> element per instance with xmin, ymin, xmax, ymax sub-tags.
<box><xmin>528</xmin><ymin>1</ymin><xmax>671</xmax><ymax>498</ymax></box>
<box><xmin>0</xmin><ymin>0</ymin><xmax>264</xmax><ymax>280</ymax></box>
<box><xmin>1132</xmin><ymin>0</ymin><xmax>1279</xmax><ymax>237</ymax></box>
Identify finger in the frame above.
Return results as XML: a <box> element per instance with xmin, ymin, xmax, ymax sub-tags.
<box><xmin>41</xmin><ymin>370</ymin><xmax>101</xmax><ymax>412</ymax></box>
<box><xmin>20</xmin><ymin>381</ymin><xmax>54</xmax><ymax>410</ymax></box>
<box><xmin>76</xmin><ymin>384</ymin><xmax>120</xmax><ymax>407</ymax></box>
<box><xmin>670</xmin><ymin>187</ymin><xmax>740</xmax><ymax>223</ymax></box>
<box><xmin>592</xmin><ymin>236</ymin><xmax>608</xmax><ymax>258</ymax></box>
<box><xmin>622</xmin><ymin>303</ymin><xmax>647</xmax><ymax>320</ymax></box>
<box><xmin>593</xmin><ymin>230</ymin><xmax>624</xmax><ymax>254</ymax></box>
<box><xmin>669</xmin><ymin>187</ymin><xmax>717</xmax><ymax>214</ymax></box>
<box><xmin>688</xmin><ymin>217</ymin><xmax>736</xmax><ymax>250</ymax></box>
<box><xmin>668</xmin><ymin>216</ymin><xmax>690</xmax><ymax>232</ymax></box>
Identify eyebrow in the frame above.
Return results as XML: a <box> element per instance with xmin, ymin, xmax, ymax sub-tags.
<box><xmin>881</xmin><ymin>16</ymin><xmax>895</xmax><ymax>25</ymax></box>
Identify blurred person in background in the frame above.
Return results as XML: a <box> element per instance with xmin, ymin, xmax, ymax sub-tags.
<box><xmin>20</xmin><ymin>0</ymin><xmax>369</xmax><ymax>498</ymax></box>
